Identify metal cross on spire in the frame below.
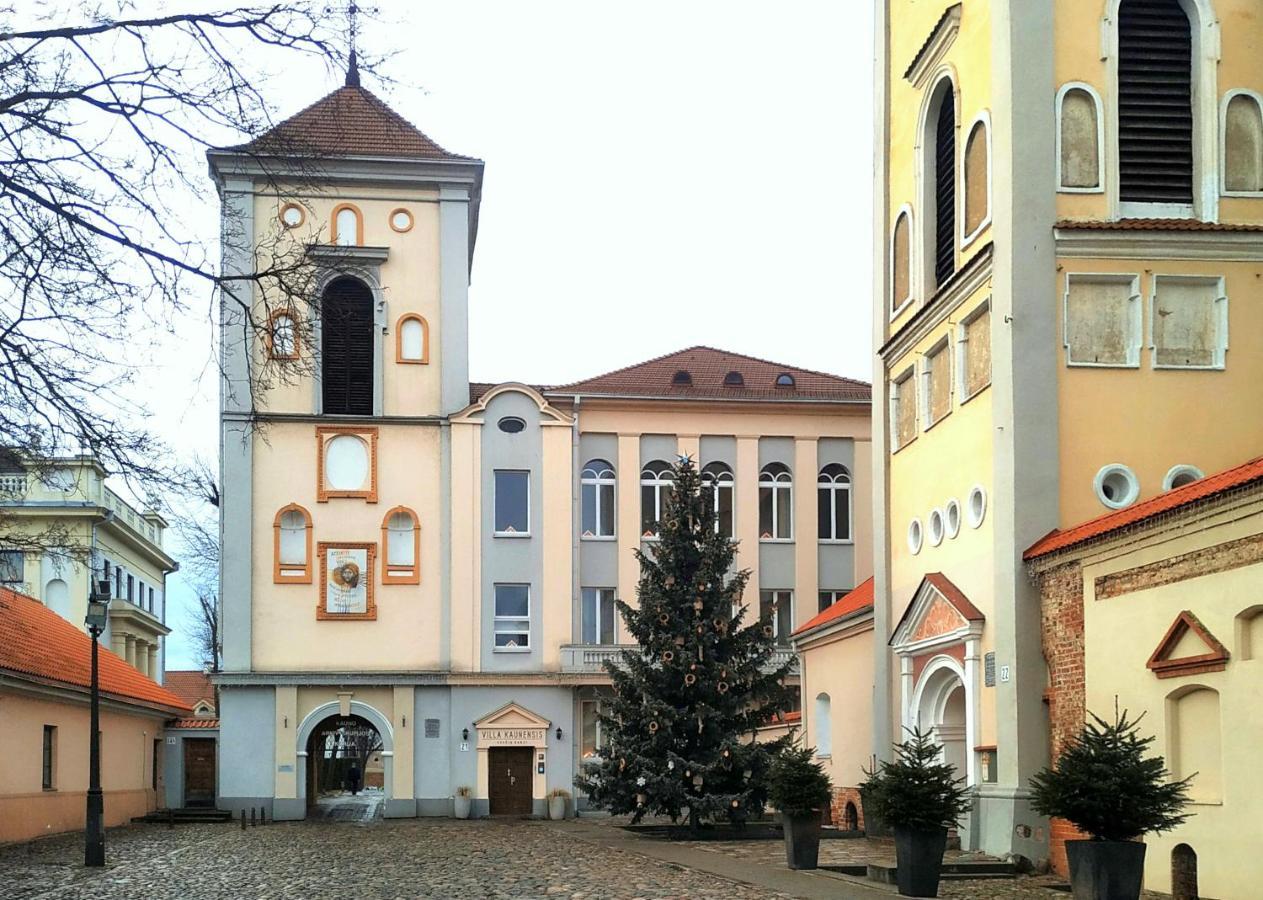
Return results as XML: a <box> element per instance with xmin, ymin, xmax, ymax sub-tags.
<box><xmin>324</xmin><ymin>0</ymin><xmax>378</xmax><ymax>87</ymax></box>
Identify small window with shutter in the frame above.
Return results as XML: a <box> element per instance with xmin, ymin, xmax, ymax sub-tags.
<box><xmin>932</xmin><ymin>84</ymin><xmax>956</xmax><ymax>289</ymax></box>
<box><xmin>320</xmin><ymin>276</ymin><xmax>375</xmax><ymax>416</ymax></box>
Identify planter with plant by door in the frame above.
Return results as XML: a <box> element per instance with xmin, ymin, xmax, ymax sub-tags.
<box><xmin>767</xmin><ymin>744</ymin><xmax>832</xmax><ymax>870</ymax></box>
<box><xmin>861</xmin><ymin>729</ymin><xmax>970</xmax><ymax>898</ymax></box>
<box><xmin>1029</xmin><ymin>710</ymin><xmax>1192</xmax><ymax>900</ymax></box>
<box><xmin>453</xmin><ymin>785</ymin><xmax>473</xmax><ymax>819</ymax></box>
<box><xmin>547</xmin><ymin>788</ymin><xmax>571</xmax><ymax>820</ymax></box>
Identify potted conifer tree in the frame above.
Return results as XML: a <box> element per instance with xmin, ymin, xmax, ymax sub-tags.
<box><xmin>1029</xmin><ymin>710</ymin><xmax>1192</xmax><ymax>900</ymax></box>
<box><xmin>862</xmin><ymin>730</ymin><xmax>969</xmax><ymax>898</ymax></box>
<box><xmin>768</xmin><ymin>744</ymin><xmax>833</xmax><ymax>869</ymax></box>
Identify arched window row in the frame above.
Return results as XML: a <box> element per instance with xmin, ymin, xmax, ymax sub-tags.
<box><xmin>582</xmin><ymin>459</ymin><xmax>616</xmax><ymax>539</ymax></box>
<box><xmin>817</xmin><ymin>463</ymin><xmax>852</xmax><ymax>542</ymax></box>
<box><xmin>272</xmin><ymin>503</ymin><xmax>420</xmax><ymax>586</ymax></box>
<box><xmin>701</xmin><ymin>462</ymin><xmax>735</xmax><ymax>539</ymax></box>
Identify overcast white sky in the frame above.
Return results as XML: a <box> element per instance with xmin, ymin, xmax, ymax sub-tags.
<box><xmin>160</xmin><ymin>0</ymin><xmax>876</xmax><ymax>667</ymax></box>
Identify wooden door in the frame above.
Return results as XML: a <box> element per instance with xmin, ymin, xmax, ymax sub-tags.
<box><xmin>488</xmin><ymin>747</ymin><xmax>534</xmax><ymax>816</ymax></box>
<box><xmin>183</xmin><ymin>738</ymin><xmax>217</xmax><ymax>808</ymax></box>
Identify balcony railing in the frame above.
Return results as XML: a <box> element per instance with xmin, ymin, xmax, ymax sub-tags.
<box><xmin>0</xmin><ymin>474</ymin><xmax>26</xmax><ymax>496</ymax></box>
<box><xmin>103</xmin><ymin>487</ymin><xmax>161</xmax><ymax>544</ymax></box>
<box><xmin>560</xmin><ymin>644</ymin><xmax>798</xmax><ymax>676</ymax></box>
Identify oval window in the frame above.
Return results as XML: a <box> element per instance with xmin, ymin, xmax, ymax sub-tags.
<box><xmin>325</xmin><ymin>435</ymin><xmax>369</xmax><ymax>490</ymax></box>
<box><xmin>498</xmin><ymin>416</ymin><xmax>526</xmax><ymax>434</ymax></box>
<box><xmin>907</xmin><ymin>518</ymin><xmax>924</xmax><ymax>555</ymax></box>
<box><xmin>944</xmin><ymin>499</ymin><xmax>961</xmax><ymax>538</ymax></box>
<box><xmin>928</xmin><ymin>508</ymin><xmax>945</xmax><ymax>547</ymax></box>
<box><xmin>967</xmin><ymin>485</ymin><xmax>987</xmax><ymax>528</ymax></box>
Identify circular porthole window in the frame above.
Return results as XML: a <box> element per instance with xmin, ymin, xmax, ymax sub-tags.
<box><xmin>966</xmin><ymin>485</ymin><xmax>987</xmax><ymax>529</ymax></box>
<box><xmin>928</xmin><ymin>508</ymin><xmax>945</xmax><ymax>546</ymax></box>
<box><xmin>907</xmin><ymin>518</ymin><xmax>924</xmax><ymax>555</ymax></box>
<box><xmin>1163</xmin><ymin>464</ymin><xmax>1203</xmax><ymax>491</ymax></box>
<box><xmin>389</xmin><ymin>208</ymin><xmax>414</xmax><ymax>233</ymax></box>
<box><xmin>279</xmin><ymin>202</ymin><xmax>305</xmax><ymax>228</ymax></box>
<box><xmin>497</xmin><ymin>416</ymin><xmax>526</xmax><ymax>434</ymax></box>
<box><xmin>944</xmin><ymin>499</ymin><xmax>961</xmax><ymax>538</ymax></box>
<box><xmin>1094</xmin><ymin>464</ymin><xmax>1140</xmax><ymax>510</ymax></box>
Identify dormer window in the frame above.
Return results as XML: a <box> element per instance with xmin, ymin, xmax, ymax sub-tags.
<box><xmin>723</xmin><ymin>371</ymin><xmax>744</xmax><ymax>387</ymax></box>
<box><xmin>672</xmin><ymin>370</ymin><xmax>692</xmax><ymax>385</ymax></box>
<box><xmin>775</xmin><ymin>373</ymin><xmax>795</xmax><ymax>387</ymax></box>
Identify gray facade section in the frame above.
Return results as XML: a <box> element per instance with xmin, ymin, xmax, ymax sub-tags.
<box><xmin>638</xmin><ymin>434</ymin><xmax>677</xmax><ymax>466</ymax></box>
<box><xmin>162</xmin><ymin>729</ymin><xmax>219</xmax><ymax>810</ymax></box>
<box><xmin>414</xmin><ymin>687</ymin><xmax>454</xmax><ymax>812</ymax></box>
<box><xmin>480</xmin><ymin>390</ymin><xmax>546</xmax><ymax>672</ymax></box>
<box><xmin>577</xmin><ymin>432</ymin><xmax>619</xmax><ymax>602</ymax></box>
<box><xmin>818</xmin><ymin>437</ymin><xmax>857</xmax><ymax>591</ymax></box>
<box><xmin>439</xmin><ymin>185</ymin><xmax>472</xmax><ymax>415</ymax></box>
<box><xmin>757</xmin><ymin>436</ymin><xmax>795</xmax><ymax>469</ymax></box>
<box><xmin>217</xmin><ymin>686</ymin><xmax>275</xmax><ymax>813</ymax></box>
<box><xmin>698</xmin><ymin>435</ymin><xmax>736</xmax><ymax>469</ymax></box>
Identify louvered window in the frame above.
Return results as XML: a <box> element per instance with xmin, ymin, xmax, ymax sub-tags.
<box><xmin>320</xmin><ymin>276</ymin><xmax>375</xmax><ymax>415</ymax></box>
<box><xmin>934</xmin><ymin>88</ymin><xmax>956</xmax><ymax>288</ymax></box>
<box><xmin>1118</xmin><ymin>0</ymin><xmax>1193</xmax><ymax>204</ymax></box>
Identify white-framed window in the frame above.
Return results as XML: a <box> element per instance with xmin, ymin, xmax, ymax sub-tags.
<box><xmin>581</xmin><ymin>460</ymin><xmax>616</xmax><ymax>539</ymax></box>
<box><xmin>927</xmin><ymin>507</ymin><xmax>946</xmax><ymax>547</ymax></box>
<box><xmin>921</xmin><ymin>336</ymin><xmax>952</xmax><ymax>428</ymax></box>
<box><xmin>701</xmin><ymin>462</ymin><xmax>735</xmax><ymax>538</ymax></box>
<box><xmin>758</xmin><ymin>463</ymin><xmax>793</xmax><ymax>541</ymax></box>
<box><xmin>1149</xmin><ymin>275</ymin><xmax>1228</xmax><ymax>370</ymax></box>
<box><xmin>890</xmin><ymin>205</ymin><xmax>914</xmax><ymax>317</ymax></box>
<box><xmin>814</xmin><ymin>693</ymin><xmax>832</xmax><ymax>757</ymax></box>
<box><xmin>818</xmin><ymin>589</ymin><xmax>849</xmax><ymax>614</ymax></box>
<box><xmin>1</xmin><ymin>549</ymin><xmax>26</xmax><ymax>584</ymax></box>
<box><xmin>580</xmin><ymin>699</ymin><xmax>606</xmax><ymax>761</ymax></box>
<box><xmin>1063</xmin><ymin>273</ymin><xmax>1142</xmax><ymax>368</ymax></box>
<box><xmin>1164</xmin><ymin>464</ymin><xmax>1203</xmax><ymax>491</ymax></box>
<box><xmin>493</xmin><ymin>583</ymin><xmax>530</xmax><ymax>651</ymax></box>
<box><xmin>955</xmin><ymin>299</ymin><xmax>992</xmax><ymax>401</ymax></box>
<box><xmin>639</xmin><ymin>461</ymin><xmax>674</xmax><ymax>538</ymax></box>
<box><xmin>907</xmin><ymin>518</ymin><xmax>924</xmax><ymax>555</ymax></box>
<box><xmin>960</xmin><ymin>112</ymin><xmax>992</xmax><ymax>247</ymax></box>
<box><xmin>759</xmin><ymin>590</ymin><xmax>793</xmax><ymax>646</ymax></box>
<box><xmin>891</xmin><ymin>366</ymin><xmax>918</xmax><ymax>451</ymax></box>
<box><xmin>817</xmin><ymin>464</ymin><xmax>852</xmax><ymax>542</ymax></box>
<box><xmin>1056</xmin><ymin>83</ymin><xmax>1104</xmax><ymax>193</ymax></box>
<box><xmin>966</xmin><ymin>485</ymin><xmax>987</xmax><ymax>528</ymax></box>
<box><xmin>493</xmin><ymin>470</ymin><xmax>530</xmax><ymax>536</ymax></box>
<box><xmin>581</xmin><ymin>587</ymin><xmax>617</xmax><ymax>645</ymax></box>
<box><xmin>1094</xmin><ymin>463</ymin><xmax>1140</xmax><ymax>510</ymax></box>
<box><xmin>944</xmin><ymin>498</ymin><xmax>962</xmax><ymax>538</ymax></box>
<box><xmin>920</xmin><ymin>74</ymin><xmax>958</xmax><ymax>293</ymax></box>
<box><xmin>1222</xmin><ymin>89</ymin><xmax>1263</xmax><ymax>195</ymax></box>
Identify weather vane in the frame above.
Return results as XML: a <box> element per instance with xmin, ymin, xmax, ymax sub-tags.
<box><xmin>324</xmin><ymin>0</ymin><xmax>379</xmax><ymax>87</ymax></box>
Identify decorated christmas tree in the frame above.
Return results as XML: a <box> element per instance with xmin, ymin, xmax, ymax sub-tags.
<box><xmin>575</xmin><ymin>457</ymin><xmax>795</xmax><ymax>831</ymax></box>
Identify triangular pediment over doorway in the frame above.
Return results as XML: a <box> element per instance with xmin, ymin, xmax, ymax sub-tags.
<box><xmin>890</xmin><ymin>573</ymin><xmax>985</xmax><ymax>652</ymax></box>
<box><xmin>1146</xmin><ymin>610</ymin><xmax>1229</xmax><ymax>679</ymax></box>
<box><xmin>475</xmin><ymin>702</ymin><xmax>551</xmax><ymax>730</ymax></box>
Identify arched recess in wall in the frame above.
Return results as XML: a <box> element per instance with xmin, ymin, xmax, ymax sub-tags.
<box><xmin>395</xmin><ymin>313</ymin><xmax>430</xmax><ymax>364</ymax></box>
<box><xmin>918</xmin><ymin>71</ymin><xmax>959</xmax><ymax>295</ymax></box>
<box><xmin>274</xmin><ymin>504</ymin><xmax>313</xmax><ymax>583</ymax></box>
<box><xmin>331</xmin><ymin>203</ymin><xmax>364</xmax><ymax>246</ymax></box>
<box><xmin>1057</xmin><ymin>83</ymin><xmax>1104</xmax><ymax>191</ymax></box>
<box><xmin>814</xmin><ymin>693</ymin><xmax>832</xmax><ymax>756</ymax></box>
<box><xmin>961</xmin><ymin>112</ymin><xmax>991</xmax><ymax>245</ymax></box>
<box><xmin>1222</xmin><ymin>90</ymin><xmax>1263</xmax><ymax>194</ymax></box>
<box><xmin>1235</xmin><ymin>604</ymin><xmax>1263</xmax><ymax>660</ymax></box>
<box><xmin>381</xmin><ymin>506</ymin><xmax>420</xmax><ymax>584</ymax></box>
<box><xmin>1166</xmin><ymin>684</ymin><xmax>1222</xmax><ymax>803</ymax></box>
<box><xmin>890</xmin><ymin>205</ymin><xmax>913</xmax><ymax>316</ymax></box>
<box><xmin>44</xmin><ymin>578</ymin><xmax>70</xmax><ymax>618</ymax></box>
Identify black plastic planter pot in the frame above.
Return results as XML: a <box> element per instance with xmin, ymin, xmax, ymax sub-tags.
<box><xmin>1066</xmin><ymin>840</ymin><xmax>1146</xmax><ymax>900</ymax></box>
<box><xmin>783</xmin><ymin>811</ymin><xmax>822</xmax><ymax>869</ymax></box>
<box><xmin>893</xmin><ymin>826</ymin><xmax>948</xmax><ymax>897</ymax></box>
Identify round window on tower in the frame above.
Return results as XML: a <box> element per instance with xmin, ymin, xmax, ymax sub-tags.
<box><xmin>279</xmin><ymin>202</ymin><xmax>305</xmax><ymax>229</ymax></box>
<box><xmin>907</xmin><ymin>518</ymin><xmax>924</xmax><ymax>555</ymax></box>
<box><xmin>389</xmin><ymin>208</ymin><xmax>414</xmax><ymax>233</ymax></box>
<box><xmin>966</xmin><ymin>485</ymin><xmax>987</xmax><ymax>529</ymax></box>
<box><xmin>1094</xmin><ymin>464</ymin><xmax>1140</xmax><ymax>510</ymax></box>
<box><xmin>927</xmin><ymin>508</ymin><xmax>945</xmax><ymax>547</ymax></box>
<box><xmin>944</xmin><ymin>498</ymin><xmax>962</xmax><ymax>538</ymax></box>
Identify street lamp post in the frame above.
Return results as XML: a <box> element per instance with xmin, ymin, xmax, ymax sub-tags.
<box><xmin>84</xmin><ymin>581</ymin><xmax>111</xmax><ymax>867</ymax></box>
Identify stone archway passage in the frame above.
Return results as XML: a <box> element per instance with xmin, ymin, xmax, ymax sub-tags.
<box><xmin>305</xmin><ymin>714</ymin><xmax>384</xmax><ymax>816</ymax></box>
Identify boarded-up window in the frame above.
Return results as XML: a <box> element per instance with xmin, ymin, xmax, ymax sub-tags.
<box><xmin>892</xmin><ymin>212</ymin><xmax>911</xmax><ymax>311</ymax></box>
<box><xmin>1064</xmin><ymin>275</ymin><xmax>1140</xmax><ymax>366</ymax></box>
<box><xmin>962</xmin><ymin>305</ymin><xmax>991</xmax><ymax>397</ymax></box>
<box><xmin>1224</xmin><ymin>93</ymin><xmax>1263</xmax><ymax>192</ymax></box>
<box><xmin>893</xmin><ymin>371</ymin><xmax>917</xmax><ymax>449</ymax></box>
<box><xmin>1168</xmin><ymin>687</ymin><xmax>1222</xmax><ymax>803</ymax></box>
<box><xmin>963</xmin><ymin>121</ymin><xmax>989</xmax><ymax>237</ymax></box>
<box><xmin>1152</xmin><ymin>276</ymin><xmax>1226</xmax><ymax>368</ymax></box>
<box><xmin>925</xmin><ymin>341</ymin><xmax>951</xmax><ymax>425</ymax></box>
<box><xmin>1059</xmin><ymin>87</ymin><xmax>1101</xmax><ymax>189</ymax></box>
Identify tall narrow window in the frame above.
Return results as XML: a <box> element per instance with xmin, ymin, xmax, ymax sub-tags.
<box><xmin>382</xmin><ymin>507</ymin><xmax>420</xmax><ymax>584</ymax></box>
<box><xmin>892</xmin><ymin>368</ymin><xmax>917</xmax><ymax>450</ymax></box>
<box><xmin>817</xmin><ymin>464</ymin><xmax>852</xmax><ymax>542</ymax></box>
<box><xmin>332</xmin><ymin>204</ymin><xmax>362</xmax><ymax>246</ymax></box>
<box><xmin>0</xmin><ymin>549</ymin><xmax>23</xmax><ymax>584</ymax></box>
<box><xmin>493</xmin><ymin>584</ymin><xmax>530</xmax><ymax>651</ymax></box>
<box><xmin>1118</xmin><ymin>0</ymin><xmax>1193</xmax><ymax>205</ymax></box>
<box><xmin>759</xmin><ymin>590</ymin><xmax>793</xmax><ymax>646</ymax></box>
<box><xmin>932</xmin><ymin>83</ymin><xmax>956</xmax><ymax>288</ymax></box>
<box><xmin>320</xmin><ymin>276</ymin><xmax>375</xmax><ymax>416</ymax></box>
<box><xmin>958</xmin><ymin>302</ymin><xmax>992</xmax><ymax>399</ymax></box>
<box><xmin>814</xmin><ymin>694</ymin><xmax>832</xmax><ymax>757</ymax></box>
<box><xmin>581</xmin><ymin>460</ymin><xmax>616</xmax><ymax>539</ymax></box>
<box><xmin>42</xmin><ymin>725</ymin><xmax>56</xmax><ymax>790</ymax></box>
<box><xmin>269</xmin><ymin>311</ymin><xmax>298</xmax><ymax>360</ymax></box>
<box><xmin>640</xmin><ymin>461</ymin><xmax>674</xmax><ymax>538</ymax></box>
<box><xmin>891</xmin><ymin>209</ymin><xmax>911</xmax><ymax>313</ymax></box>
<box><xmin>701</xmin><ymin>462</ymin><xmax>735</xmax><ymax>538</ymax></box>
<box><xmin>582</xmin><ymin>587</ymin><xmax>616</xmax><ymax>644</ymax></box>
<box><xmin>758</xmin><ymin>463</ymin><xmax>793</xmax><ymax>541</ymax></box>
<box><xmin>493</xmin><ymin>470</ymin><xmax>530</xmax><ymax>536</ymax></box>
<box><xmin>962</xmin><ymin>118</ymin><xmax>989</xmax><ymax>241</ymax></box>
<box><xmin>395</xmin><ymin>314</ymin><xmax>429</xmax><ymax>364</ymax></box>
<box><xmin>1058</xmin><ymin>85</ymin><xmax>1103</xmax><ymax>190</ymax></box>
<box><xmin>580</xmin><ymin>700</ymin><xmax>605</xmax><ymax>761</ymax></box>
<box><xmin>923</xmin><ymin>338</ymin><xmax>952</xmax><ymax>426</ymax></box>
<box><xmin>1224</xmin><ymin>92</ymin><xmax>1263</xmax><ymax>193</ymax></box>
<box><xmin>274</xmin><ymin>504</ymin><xmax>312</xmax><ymax>583</ymax></box>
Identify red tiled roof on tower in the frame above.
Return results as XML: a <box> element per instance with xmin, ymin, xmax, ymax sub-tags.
<box><xmin>0</xmin><ymin>586</ymin><xmax>190</xmax><ymax>714</ymax></box>
<box><xmin>792</xmin><ymin>578</ymin><xmax>875</xmax><ymax>637</ymax></box>
<box><xmin>233</xmin><ymin>85</ymin><xmax>475</xmax><ymax>161</ymax></box>
<box><xmin>546</xmin><ymin>346</ymin><xmax>871</xmax><ymax>403</ymax></box>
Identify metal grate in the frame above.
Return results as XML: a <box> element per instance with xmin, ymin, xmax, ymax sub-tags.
<box><xmin>1118</xmin><ymin>0</ymin><xmax>1193</xmax><ymax>203</ymax></box>
<box><xmin>934</xmin><ymin>89</ymin><xmax>957</xmax><ymax>287</ymax></box>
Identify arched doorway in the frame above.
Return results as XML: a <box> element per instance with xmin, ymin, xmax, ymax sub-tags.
<box><xmin>296</xmin><ymin>701</ymin><xmax>393</xmax><ymax>820</ymax></box>
<box><xmin>914</xmin><ymin>658</ymin><xmax>968</xmax><ymax>784</ymax></box>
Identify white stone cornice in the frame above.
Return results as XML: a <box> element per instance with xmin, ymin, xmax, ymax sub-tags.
<box><xmin>1055</xmin><ymin>227</ymin><xmax>1263</xmax><ymax>261</ymax></box>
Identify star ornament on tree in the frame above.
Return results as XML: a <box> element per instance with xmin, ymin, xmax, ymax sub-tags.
<box><xmin>574</xmin><ymin>457</ymin><xmax>795</xmax><ymax>833</ymax></box>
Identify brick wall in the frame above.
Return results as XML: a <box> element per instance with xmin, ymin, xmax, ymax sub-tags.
<box><xmin>1095</xmin><ymin>530</ymin><xmax>1263</xmax><ymax>600</ymax></box>
<box><xmin>830</xmin><ymin>786</ymin><xmax>864</xmax><ymax>832</ymax></box>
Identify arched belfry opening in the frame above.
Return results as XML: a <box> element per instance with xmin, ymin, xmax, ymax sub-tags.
<box><xmin>320</xmin><ymin>275</ymin><xmax>375</xmax><ymax>416</ymax></box>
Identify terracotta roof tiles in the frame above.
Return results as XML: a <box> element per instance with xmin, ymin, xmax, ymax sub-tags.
<box><xmin>171</xmin><ymin>717</ymin><xmax>220</xmax><ymax>730</ymax></box>
<box><xmin>792</xmin><ymin>578</ymin><xmax>875</xmax><ymax>638</ymax></box>
<box><xmin>164</xmin><ymin>670</ymin><xmax>215</xmax><ymax>710</ymax></box>
<box><xmin>1056</xmin><ymin>218</ymin><xmax>1263</xmax><ymax>232</ymax></box>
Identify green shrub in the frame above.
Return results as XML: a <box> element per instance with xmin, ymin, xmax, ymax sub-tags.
<box><xmin>767</xmin><ymin>744</ymin><xmax>832</xmax><ymax>818</ymax></box>
<box><xmin>861</xmin><ymin>729</ymin><xmax>969</xmax><ymax>832</ymax></box>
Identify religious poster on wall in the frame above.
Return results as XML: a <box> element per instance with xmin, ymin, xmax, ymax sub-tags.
<box><xmin>317</xmin><ymin>542</ymin><xmax>377</xmax><ymax>620</ymax></box>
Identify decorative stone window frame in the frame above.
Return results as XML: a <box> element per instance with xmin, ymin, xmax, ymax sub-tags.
<box><xmin>273</xmin><ymin>503</ymin><xmax>313</xmax><ymax>584</ymax></box>
<box><xmin>890</xmin><ymin>365</ymin><xmax>918</xmax><ymax>453</ymax></box>
<box><xmin>316</xmin><ymin>540</ymin><xmax>377</xmax><ymax>621</ymax></box>
<box><xmin>907</xmin><ymin>518</ymin><xmax>924</xmax><ymax>555</ymax></box>
<box><xmin>1163</xmin><ymin>464</ymin><xmax>1204</xmax><ymax>491</ymax></box>
<box><xmin>307</xmin><ymin>256</ymin><xmax>390</xmax><ymax>418</ymax></box>
<box><xmin>959</xmin><ymin>110</ymin><xmax>993</xmax><ymax>249</ymax></box>
<box><xmin>330</xmin><ymin>202</ymin><xmax>365</xmax><ymax>246</ymax></box>
<box><xmin>1093</xmin><ymin>462</ymin><xmax>1140</xmax><ymax>510</ymax></box>
<box><xmin>380</xmin><ymin>506</ymin><xmax>421</xmax><ymax>585</ymax></box>
<box><xmin>919</xmin><ymin>334</ymin><xmax>953</xmax><ymax>431</ymax></box>
<box><xmin>1055</xmin><ymin>82</ymin><xmax>1106</xmax><ymax>194</ymax></box>
<box><xmin>278</xmin><ymin>201</ymin><xmax>306</xmax><ymax>229</ymax></box>
<box><xmin>1220</xmin><ymin>89</ymin><xmax>1263</xmax><ymax>197</ymax></box>
<box><xmin>394</xmin><ymin>313</ymin><xmax>430</xmax><ymax>365</ymax></box>
<box><xmin>890</xmin><ymin>204</ymin><xmax>916</xmax><ymax>320</ymax></box>
<box><xmin>966</xmin><ymin>484</ymin><xmax>987</xmax><ymax>529</ymax></box>
<box><xmin>266</xmin><ymin>308</ymin><xmax>301</xmax><ymax>361</ymax></box>
<box><xmin>955</xmin><ymin>297</ymin><xmax>992</xmax><ymax>403</ymax></box>
<box><xmin>1147</xmin><ymin>274</ymin><xmax>1228</xmax><ymax>371</ymax></box>
<box><xmin>388</xmin><ymin>207</ymin><xmax>414</xmax><ymax>233</ymax></box>
<box><xmin>1063</xmin><ymin>272</ymin><xmax>1142</xmax><ymax>368</ymax></box>
<box><xmin>1100</xmin><ymin>0</ymin><xmax>1221</xmax><ymax>222</ymax></box>
<box><xmin>915</xmin><ymin>67</ymin><xmax>962</xmax><ymax>299</ymax></box>
<box><xmin>316</xmin><ymin>425</ymin><xmax>379</xmax><ymax>503</ymax></box>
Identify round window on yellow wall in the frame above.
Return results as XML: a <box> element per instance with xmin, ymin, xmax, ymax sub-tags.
<box><xmin>389</xmin><ymin>208</ymin><xmax>414</xmax><ymax>233</ymax></box>
<box><xmin>279</xmin><ymin>203</ymin><xmax>305</xmax><ymax>229</ymax></box>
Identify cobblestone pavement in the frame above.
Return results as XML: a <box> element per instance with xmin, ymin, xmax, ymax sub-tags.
<box><xmin>0</xmin><ymin>819</ymin><xmax>790</xmax><ymax>900</ymax></box>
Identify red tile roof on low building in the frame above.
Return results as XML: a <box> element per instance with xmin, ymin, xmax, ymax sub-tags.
<box><xmin>0</xmin><ymin>586</ymin><xmax>190</xmax><ymax>714</ymax></box>
<box><xmin>231</xmin><ymin>86</ymin><xmax>475</xmax><ymax>161</ymax></box>
<box><xmin>171</xmin><ymin>717</ymin><xmax>220</xmax><ymax>730</ymax></box>
<box><xmin>1055</xmin><ymin>218</ymin><xmax>1263</xmax><ymax>232</ymax></box>
<box><xmin>546</xmin><ymin>346</ymin><xmax>871</xmax><ymax>403</ymax></box>
<box><xmin>164</xmin><ymin>670</ymin><xmax>215</xmax><ymax>711</ymax></box>
<box><xmin>792</xmin><ymin>578</ymin><xmax>875</xmax><ymax>638</ymax></box>
<box><xmin>1025</xmin><ymin>454</ymin><xmax>1263</xmax><ymax>560</ymax></box>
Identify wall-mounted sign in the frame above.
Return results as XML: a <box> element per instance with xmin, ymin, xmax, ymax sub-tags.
<box><xmin>317</xmin><ymin>542</ymin><xmax>377</xmax><ymax>620</ymax></box>
<box><xmin>480</xmin><ymin>727</ymin><xmax>544</xmax><ymax>745</ymax></box>
<box><xmin>424</xmin><ymin>718</ymin><xmax>441</xmax><ymax>738</ymax></box>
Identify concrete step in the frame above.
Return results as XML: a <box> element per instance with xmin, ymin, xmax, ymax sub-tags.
<box><xmin>865</xmin><ymin>860</ymin><xmax>1017</xmax><ymax>884</ymax></box>
<box><xmin>132</xmin><ymin>808</ymin><xmax>234</xmax><ymax>824</ymax></box>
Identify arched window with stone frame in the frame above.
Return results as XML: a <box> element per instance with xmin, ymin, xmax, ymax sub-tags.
<box><xmin>581</xmin><ymin>459</ymin><xmax>616</xmax><ymax>539</ymax></box>
<box><xmin>701</xmin><ymin>461</ymin><xmax>735</xmax><ymax>539</ymax></box>
<box><xmin>381</xmin><ymin>506</ymin><xmax>420</xmax><ymax>584</ymax></box>
<box><xmin>1057</xmin><ymin>82</ymin><xmax>1104</xmax><ymax>192</ymax></box>
<box><xmin>274</xmin><ymin>504</ymin><xmax>313</xmax><ymax>583</ymax></box>
<box><xmin>1222</xmin><ymin>89</ymin><xmax>1263</xmax><ymax>195</ymax></box>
